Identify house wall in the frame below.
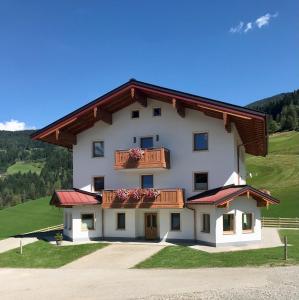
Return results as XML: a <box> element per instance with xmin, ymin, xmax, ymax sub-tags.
<box><xmin>64</xmin><ymin>206</ymin><xmax>102</xmax><ymax>241</ymax></box>
<box><xmin>65</xmin><ymin>196</ymin><xmax>261</xmax><ymax>244</ymax></box>
<box><xmin>73</xmin><ymin>98</ymin><xmax>244</xmax><ymax>198</ymax></box>
<box><xmin>214</xmin><ymin>197</ymin><xmax>261</xmax><ymax>245</ymax></box>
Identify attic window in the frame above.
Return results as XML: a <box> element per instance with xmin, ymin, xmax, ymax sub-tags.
<box><xmin>131</xmin><ymin>110</ymin><xmax>140</xmax><ymax>119</ymax></box>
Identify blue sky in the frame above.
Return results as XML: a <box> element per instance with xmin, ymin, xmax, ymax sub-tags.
<box><xmin>0</xmin><ymin>0</ymin><xmax>298</xmax><ymax>130</ymax></box>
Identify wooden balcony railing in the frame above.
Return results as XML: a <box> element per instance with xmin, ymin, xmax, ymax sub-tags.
<box><xmin>102</xmin><ymin>188</ymin><xmax>184</xmax><ymax>208</ymax></box>
<box><xmin>114</xmin><ymin>148</ymin><xmax>170</xmax><ymax>170</ymax></box>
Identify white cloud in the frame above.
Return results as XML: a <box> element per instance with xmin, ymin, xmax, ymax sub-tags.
<box><xmin>0</xmin><ymin>119</ymin><xmax>36</xmax><ymax>131</ymax></box>
<box><xmin>229</xmin><ymin>12</ymin><xmax>278</xmax><ymax>34</ymax></box>
<box><xmin>255</xmin><ymin>12</ymin><xmax>278</xmax><ymax>28</ymax></box>
<box><xmin>244</xmin><ymin>22</ymin><xmax>253</xmax><ymax>33</ymax></box>
<box><xmin>229</xmin><ymin>22</ymin><xmax>244</xmax><ymax>33</ymax></box>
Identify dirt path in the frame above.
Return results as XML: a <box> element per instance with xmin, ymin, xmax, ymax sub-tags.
<box><xmin>0</xmin><ymin>266</ymin><xmax>298</xmax><ymax>299</ymax></box>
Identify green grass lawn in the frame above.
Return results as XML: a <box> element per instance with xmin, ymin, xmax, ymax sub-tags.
<box><xmin>0</xmin><ymin>240</ymin><xmax>108</xmax><ymax>268</ymax></box>
<box><xmin>6</xmin><ymin>161</ymin><xmax>44</xmax><ymax>175</ymax></box>
<box><xmin>246</xmin><ymin>131</ymin><xmax>299</xmax><ymax>217</ymax></box>
<box><xmin>136</xmin><ymin>229</ymin><xmax>298</xmax><ymax>269</ymax></box>
<box><xmin>0</xmin><ymin>197</ymin><xmax>62</xmax><ymax>240</ymax></box>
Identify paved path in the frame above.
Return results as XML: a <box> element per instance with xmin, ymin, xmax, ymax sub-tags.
<box><xmin>0</xmin><ymin>237</ymin><xmax>38</xmax><ymax>254</ymax></box>
<box><xmin>0</xmin><ymin>266</ymin><xmax>298</xmax><ymax>299</ymax></box>
<box><xmin>191</xmin><ymin>227</ymin><xmax>284</xmax><ymax>253</ymax></box>
<box><xmin>63</xmin><ymin>244</ymin><xmax>166</xmax><ymax>269</ymax></box>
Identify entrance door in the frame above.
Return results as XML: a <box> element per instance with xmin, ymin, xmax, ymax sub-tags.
<box><xmin>144</xmin><ymin>213</ymin><xmax>158</xmax><ymax>240</ymax></box>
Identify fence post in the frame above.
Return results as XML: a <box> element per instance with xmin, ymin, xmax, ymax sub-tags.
<box><xmin>20</xmin><ymin>239</ymin><xmax>23</xmax><ymax>255</ymax></box>
<box><xmin>284</xmin><ymin>236</ymin><xmax>288</xmax><ymax>261</ymax></box>
<box><xmin>279</xmin><ymin>217</ymin><xmax>281</xmax><ymax>228</ymax></box>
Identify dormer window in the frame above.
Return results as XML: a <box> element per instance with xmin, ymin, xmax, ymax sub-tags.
<box><xmin>131</xmin><ymin>110</ymin><xmax>140</xmax><ymax>119</ymax></box>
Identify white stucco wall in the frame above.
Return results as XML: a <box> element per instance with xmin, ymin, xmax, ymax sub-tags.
<box><xmin>73</xmin><ymin>98</ymin><xmax>244</xmax><ymax>198</ymax></box>
<box><xmin>64</xmin><ymin>206</ymin><xmax>102</xmax><ymax>241</ymax></box>
<box><xmin>214</xmin><ymin>197</ymin><xmax>261</xmax><ymax>245</ymax></box>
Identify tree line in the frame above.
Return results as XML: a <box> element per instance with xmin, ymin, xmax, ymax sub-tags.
<box><xmin>0</xmin><ymin>130</ymin><xmax>72</xmax><ymax>209</ymax></box>
<box><xmin>248</xmin><ymin>90</ymin><xmax>299</xmax><ymax>133</ymax></box>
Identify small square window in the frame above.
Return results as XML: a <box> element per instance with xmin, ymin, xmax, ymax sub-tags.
<box><xmin>202</xmin><ymin>214</ymin><xmax>210</xmax><ymax>233</ymax></box>
<box><xmin>171</xmin><ymin>213</ymin><xmax>181</xmax><ymax>231</ymax></box>
<box><xmin>81</xmin><ymin>214</ymin><xmax>94</xmax><ymax>230</ymax></box>
<box><xmin>242</xmin><ymin>213</ymin><xmax>253</xmax><ymax>231</ymax></box>
<box><xmin>131</xmin><ymin>110</ymin><xmax>140</xmax><ymax>118</ymax></box>
<box><xmin>193</xmin><ymin>133</ymin><xmax>208</xmax><ymax>151</ymax></box>
<box><xmin>141</xmin><ymin>175</ymin><xmax>153</xmax><ymax>188</ymax></box>
<box><xmin>153</xmin><ymin>108</ymin><xmax>161</xmax><ymax>117</ymax></box>
<box><xmin>94</xmin><ymin>177</ymin><xmax>104</xmax><ymax>192</ymax></box>
<box><xmin>194</xmin><ymin>173</ymin><xmax>208</xmax><ymax>190</ymax></box>
<box><xmin>117</xmin><ymin>213</ymin><xmax>126</xmax><ymax>230</ymax></box>
<box><xmin>93</xmin><ymin>141</ymin><xmax>104</xmax><ymax>157</ymax></box>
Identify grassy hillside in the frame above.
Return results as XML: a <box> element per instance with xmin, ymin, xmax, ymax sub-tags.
<box><xmin>0</xmin><ymin>197</ymin><xmax>62</xmax><ymax>240</ymax></box>
<box><xmin>6</xmin><ymin>161</ymin><xmax>44</xmax><ymax>175</ymax></box>
<box><xmin>246</xmin><ymin>131</ymin><xmax>299</xmax><ymax>217</ymax></box>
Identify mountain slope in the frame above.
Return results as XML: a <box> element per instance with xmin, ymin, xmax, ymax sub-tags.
<box><xmin>246</xmin><ymin>131</ymin><xmax>299</xmax><ymax>217</ymax></box>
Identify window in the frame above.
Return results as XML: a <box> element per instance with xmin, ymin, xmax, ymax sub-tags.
<box><xmin>171</xmin><ymin>213</ymin><xmax>181</xmax><ymax>231</ymax></box>
<box><xmin>68</xmin><ymin>213</ymin><xmax>72</xmax><ymax>230</ymax></box>
<box><xmin>194</xmin><ymin>173</ymin><xmax>208</xmax><ymax>190</ymax></box>
<box><xmin>64</xmin><ymin>213</ymin><xmax>68</xmax><ymax>229</ymax></box>
<box><xmin>117</xmin><ymin>213</ymin><xmax>126</xmax><ymax>230</ymax></box>
<box><xmin>202</xmin><ymin>214</ymin><xmax>210</xmax><ymax>233</ymax></box>
<box><xmin>131</xmin><ymin>110</ymin><xmax>140</xmax><ymax>118</ymax></box>
<box><xmin>140</xmin><ymin>137</ymin><xmax>153</xmax><ymax>149</ymax></box>
<box><xmin>153</xmin><ymin>107</ymin><xmax>161</xmax><ymax>117</ymax></box>
<box><xmin>81</xmin><ymin>214</ymin><xmax>94</xmax><ymax>230</ymax></box>
<box><xmin>223</xmin><ymin>214</ymin><xmax>234</xmax><ymax>234</ymax></box>
<box><xmin>141</xmin><ymin>175</ymin><xmax>153</xmax><ymax>188</ymax></box>
<box><xmin>94</xmin><ymin>177</ymin><xmax>104</xmax><ymax>192</ymax></box>
<box><xmin>193</xmin><ymin>133</ymin><xmax>208</xmax><ymax>151</ymax></box>
<box><xmin>242</xmin><ymin>213</ymin><xmax>253</xmax><ymax>231</ymax></box>
<box><xmin>93</xmin><ymin>141</ymin><xmax>104</xmax><ymax>157</ymax></box>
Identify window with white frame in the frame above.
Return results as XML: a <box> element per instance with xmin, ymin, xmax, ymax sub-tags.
<box><xmin>242</xmin><ymin>213</ymin><xmax>253</xmax><ymax>232</ymax></box>
<box><xmin>223</xmin><ymin>214</ymin><xmax>234</xmax><ymax>234</ymax></box>
<box><xmin>81</xmin><ymin>214</ymin><xmax>95</xmax><ymax>230</ymax></box>
<box><xmin>202</xmin><ymin>214</ymin><xmax>210</xmax><ymax>233</ymax></box>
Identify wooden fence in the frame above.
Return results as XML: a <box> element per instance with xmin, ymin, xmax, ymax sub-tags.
<box><xmin>23</xmin><ymin>224</ymin><xmax>63</xmax><ymax>235</ymax></box>
<box><xmin>262</xmin><ymin>217</ymin><xmax>299</xmax><ymax>229</ymax></box>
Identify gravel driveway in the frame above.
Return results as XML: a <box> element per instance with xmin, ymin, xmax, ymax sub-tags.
<box><xmin>0</xmin><ymin>266</ymin><xmax>298</xmax><ymax>299</ymax></box>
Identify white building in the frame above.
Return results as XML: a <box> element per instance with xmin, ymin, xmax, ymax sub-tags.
<box><xmin>32</xmin><ymin>79</ymin><xmax>279</xmax><ymax>246</ymax></box>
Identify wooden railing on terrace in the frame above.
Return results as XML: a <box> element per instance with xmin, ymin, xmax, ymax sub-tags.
<box><xmin>114</xmin><ymin>148</ymin><xmax>170</xmax><ymax>170</ymax></box>
<box><xmin>102</xmin><ymin>188</ymin><xmax>184</xmax><ymax>208</ymax></box>
<box><xmin>262</xmin><ymin>217</ymin><xmax>299</xmax><ymax>229</ymax></box>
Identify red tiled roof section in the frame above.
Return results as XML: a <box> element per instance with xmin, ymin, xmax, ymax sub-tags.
<box><xmin>187</xmin><ymin>185</ymin><xmax>279</xmax><ymax>206</ymax></box>
<box><xmin>50</xmin><ymin>190</ymin><xmax>100</xmax><ymax>207</ymax></box>
<box><xmin>188</xmin><ymin>187</ymin><xmax>244</xmax><ymax>204</ymax></box>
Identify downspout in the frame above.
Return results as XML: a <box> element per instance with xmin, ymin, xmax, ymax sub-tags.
<box><xmin>186</xmin><ymin>205</ymin><xmax>197</xmax><ymax>242</ymax></box>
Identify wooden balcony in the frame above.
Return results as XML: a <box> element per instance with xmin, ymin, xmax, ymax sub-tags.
<box><xmin>114</xmin><ymin>148</ymin><xmax>170</xmax><ymax>170</ymax></box>
<box><xmin>102</xmin><ymin>188</ymin><xmax>184</xmax><ymax>208</ymax></box>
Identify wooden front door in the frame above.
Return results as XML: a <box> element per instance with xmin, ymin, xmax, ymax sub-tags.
<box><xmin>145</xmin><ymin>213</ymin><xmax>158</xmax><ymax>240</ymax></box>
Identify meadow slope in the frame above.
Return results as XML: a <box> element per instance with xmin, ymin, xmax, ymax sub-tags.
<box><xmin>0</xmin><ymin>197</ymin><xmax>62</xmax><ymax>240</ymax></box>
<box><xmin>246</xmin><ymin>131</ymin><xmax>299</xmax><ymax>217</ymax></box>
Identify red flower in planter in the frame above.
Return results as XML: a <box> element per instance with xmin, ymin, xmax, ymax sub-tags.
<box><xmin>115</xmin><ymin>189</ymin><xmax>130</xmax><ymax>201</ymax></box>
<box><xmin>144</xmin><ymin>188</ymin><xmax>160</xmax><ymax>199</ymax></box>
<box><xmin>128</xmin><ymin>148</ymin><xmax>144</xmax><ymax>160</ymax></box>
<box><xmin>129</xmin><ymin>188</ymin><xmax>144</xmax><ymax>201</ymax></box>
